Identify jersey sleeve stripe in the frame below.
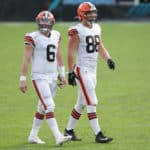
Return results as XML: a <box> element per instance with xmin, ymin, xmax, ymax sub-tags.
<box><xmin>68</xmin><ymin>29</ymin><xmax>78</xmax><ymax>36</ymax></box>
<box><xmin>24</xmin><ymin>36</ymin><xmax>35</xmax><ymax>47</ymax></box>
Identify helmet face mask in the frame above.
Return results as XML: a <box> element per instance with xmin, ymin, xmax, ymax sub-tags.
<box><xmin>36</xmin><ymin>11</ymin><xmax>55</xmax><ymax>34</ymax></box>
<box><xmin>84</xmin><ymin>10</ymin><xmax>97</xmax><ymax>24</ymax></box>
<box><xmin>77</xmin><ymin>2</ymin><xmax>97</xmax><ymax>25</ymax></box>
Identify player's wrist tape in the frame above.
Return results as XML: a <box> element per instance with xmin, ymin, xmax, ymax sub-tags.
<box><xmin>20</xmin><ymin>75</ymin><xmax>26</xmax><ymax>81</ymax></box>
<box><xmin>58</xmin><ymin>66</ymin><xmax>65</xmax><ymax>78</ymax></box>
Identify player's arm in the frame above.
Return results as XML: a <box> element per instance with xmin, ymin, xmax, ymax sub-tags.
<box><xmin>98</xmin><ymin>38</ymin><xmax>111</xmax><ymax>61</ymax></box>
<box><xmin>68</xmin><ymin>30</ymin><xmax>80</xmax><ymax>72</ymax></box>
<box><xmin>56</xmin><ymin>36</ymin><xmax>66</xmax><ymax>86</ymax></box>
<box><xmin>19</xmin><ymin>44</ymin><xmax>33</xmax><ymax>93</ymax></box>
<box><xmin>68</xmin><ymin>29</ymin><xmax>80</xmax><ymax>86</ymax></box>
<box><xmin>98</xmin><ymin>38</ymin><xmax>115</xmax><ymax>70</ymax></box>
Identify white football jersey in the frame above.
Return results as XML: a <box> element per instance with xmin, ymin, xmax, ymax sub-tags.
<box><xmin>68</xmin><ymin>23</ymin><xmax>101</xmax><ymax>71</ymax></box>
<box><xmin>24</xmin><ymin>30</ymin><xmax>60</xmax><ymax>80</ymax></box>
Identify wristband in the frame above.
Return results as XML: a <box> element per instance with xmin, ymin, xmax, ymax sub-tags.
<box><xmin>58</xmin><ymin>66</ymin><xmax>65</xmax><ymax>78</ymax></box>
<box><xmin>20</xmin><ymin>75</ymin><xmax>26</xmax><ymax>81</ymax></box>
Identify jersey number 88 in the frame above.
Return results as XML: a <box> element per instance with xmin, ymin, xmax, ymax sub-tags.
<box><xmin>86</xmin><ymin>35</ymin><xmax>100</xmax><ymax>53</ymax></box>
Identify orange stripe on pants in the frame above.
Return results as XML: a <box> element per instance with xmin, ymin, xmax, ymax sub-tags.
<box><xmin>76</xmin><ymin>67</ymin><xmax>92</xmax><ymax>105</ymax></box>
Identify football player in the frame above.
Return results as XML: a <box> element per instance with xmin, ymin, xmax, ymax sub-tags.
<box><xmin>19</xmin><ymin>10</ymin><xmax>71</xmax><ymax>146</ymax></box>
<box><xmin>64</xmin><ymin>2</ymin><xmax>115</xmax><ymax>143</ymax></box>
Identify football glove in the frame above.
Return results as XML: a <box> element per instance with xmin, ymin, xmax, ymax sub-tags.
<box><xmin>68</xmin><ymin>71</ymin><xmax>78</xmax><ymax>86</ymax></box>
<box><xmin>107</xmin><ymin>59</ymin><xmax>115</xmax><ymax>70</ymax></box>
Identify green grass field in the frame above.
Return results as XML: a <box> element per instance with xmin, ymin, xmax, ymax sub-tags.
<box><xmin>0</xmin><ymin>21</ymin><xmax>150</xmax><ymax>150</ymax></box>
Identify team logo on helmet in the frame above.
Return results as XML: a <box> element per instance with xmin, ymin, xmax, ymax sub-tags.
<box><xmin>36</xmin><ymin>11</ymin><xmax>55</xmax><ymax>33</ymax></box>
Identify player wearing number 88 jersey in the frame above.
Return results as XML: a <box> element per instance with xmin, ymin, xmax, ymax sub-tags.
<box><xmin>20</xmin><ymin>10</ymin><xmax>71</xmax><ymax>146</ymax></box>
<box><xmin>65</xmin><ymin>2</ymin><xmax>115</xmax><ymax>143</ymax></box>
<box><xmin>68</xmin><ymin>23</ymin><xmax>101</xmax><ymax>70</ymax></box>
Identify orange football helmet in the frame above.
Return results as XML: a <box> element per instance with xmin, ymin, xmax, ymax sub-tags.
<box><xmin>77</xmin><ymin>2</ymin><xmax>97</xmax><ymax>22</ymax></box>
<box><xmin>35</xmin><ymin>10</ymin><xmax>55</xmax><ymax>33</ymax></box>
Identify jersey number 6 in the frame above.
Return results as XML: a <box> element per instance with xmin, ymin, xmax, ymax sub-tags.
<box><xmin>46</xmin><ymin>44</ymin><xmax>56</xmax><ymax>62</ymax></box>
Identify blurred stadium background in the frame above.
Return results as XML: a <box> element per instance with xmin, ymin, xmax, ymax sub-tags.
<box><xmin>0</xmin><ymin>0</ymin><xmax>150</xmax><ymax>150</ymax></box>
<box><xmin>0</xmin><ymin>0</ymin><xmax>150</xmax><ymax>21</ymax></box>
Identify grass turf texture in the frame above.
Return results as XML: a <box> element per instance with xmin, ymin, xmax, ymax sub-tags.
<box><xmin>0</xmin><ymin>22</ymin><xmax>149</xmax><ymax>150</ymax></box>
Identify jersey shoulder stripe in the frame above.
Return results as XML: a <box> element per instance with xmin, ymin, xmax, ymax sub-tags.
<box><xmin>68</xmin><ymin>24</ymin><xmax>81</xmax><ymax>36</ymax></box>
<box><xmin>68</xmin><ymin>29</ymin><xmax>78</xmax><ymax>36</ymax></box>
<box><xmin>24</xmin><ymin>35</ymin><xmax>35</xmax><ymax>47</ymax></box>
<box><xmin>24</xmin><ymin>31</ymin><xmax>38</xmax><ymax>47</ymax></box>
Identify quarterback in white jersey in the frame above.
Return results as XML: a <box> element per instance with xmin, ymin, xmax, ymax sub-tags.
<box><xmin>25</xmin><ymin>29</ymin><xmax>61</xmax><ymax>80</ymax></box>
<box><xmin>19</xmin><ymin>11</ymin><xmax>71</xmax><ymax>146</ymax></box>
<box><xmin>64</xmin><ymin>2</ymin><xmax>115</xmax><ymax>143</ymax></box>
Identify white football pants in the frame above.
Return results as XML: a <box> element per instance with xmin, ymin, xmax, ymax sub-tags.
<box><xmin>74</xmin><ymin>66</ymin><xmax>98</xmax><ymax>106</ymax></box>
<box><xmin>32</xmin><ymin>79</ymin><xmax>57</xmax><ymax>114</ymax></box>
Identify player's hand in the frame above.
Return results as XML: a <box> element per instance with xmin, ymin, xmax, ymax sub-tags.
<box><xmin>68</xmin><ymin>71</ymin><xmax>77</xmax><ymax>86</ymax></box>
<box><xmin>19</xmin><ymin>81</ymin><xmax>27</xmax><ymax>93</ymax></box>
<box><xmin>57</xmin><ymin>75</ymin><xmax>67</xmax><ymax>89</ymax></box>
<box><xmin>107</xmin><ymin>59</ymin><xmax>115</xmax><ymax>70</ymax></box>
